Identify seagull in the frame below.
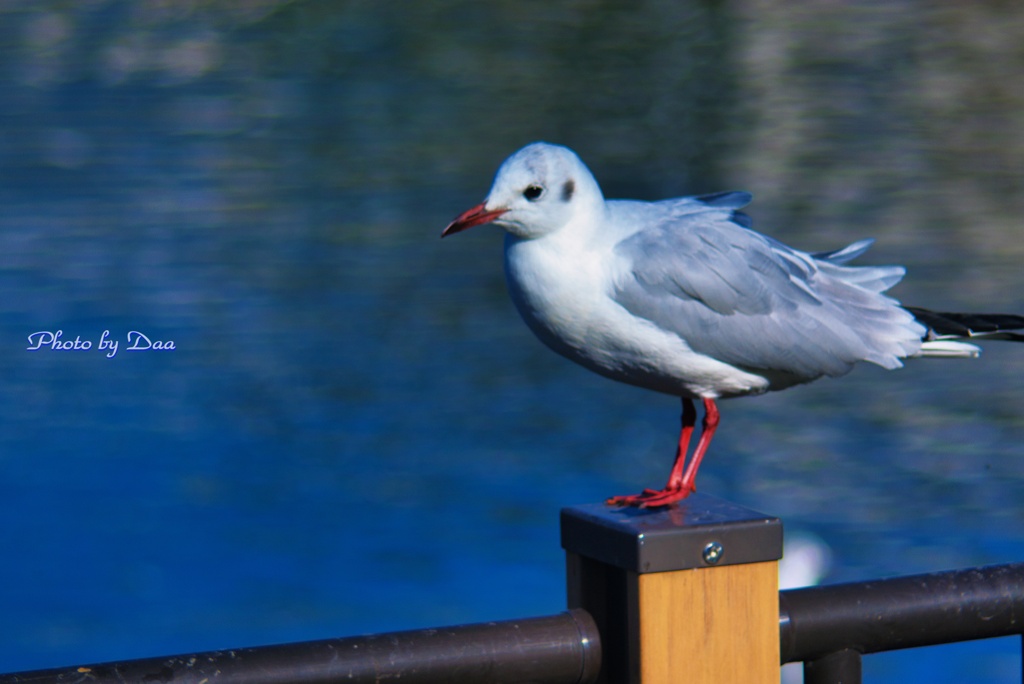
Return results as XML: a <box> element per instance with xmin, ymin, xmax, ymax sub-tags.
<box><xmin>442</xmin><ymin>142</ymin><xmax>1024</xmax><ymax>508</ymax></box>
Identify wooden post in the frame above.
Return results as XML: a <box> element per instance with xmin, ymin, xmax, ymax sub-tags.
<box><xmin>563</xmin><ymin>494</ymin><xmax>782</xmax><ymax>684</ymax></box>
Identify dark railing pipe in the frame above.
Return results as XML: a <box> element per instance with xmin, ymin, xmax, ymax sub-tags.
<box><xmin>5</xmin><ymin>559</ymin><xmax>1023</xmax><ymax>684</ymax></box>
<box><xmin>780</xmin><ymin>562</ymin><xmax>1024</xmax><ymax>664</ymax></box>
<box><xmin>1</xmin><ymin>609</ymin><xmax>601</xmax><ymax>684</ymax></box>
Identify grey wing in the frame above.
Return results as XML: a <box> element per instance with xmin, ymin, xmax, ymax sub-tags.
<box><xmin>611</xmin><ymin>199</ymin><xmax>924</xmax><ymax>381</ymax></box>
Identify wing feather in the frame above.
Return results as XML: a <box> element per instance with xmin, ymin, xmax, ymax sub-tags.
<box><xmin>610</xmin><ymin>199</ymin><xmax>924</xmax><ymax>383</ymax></box>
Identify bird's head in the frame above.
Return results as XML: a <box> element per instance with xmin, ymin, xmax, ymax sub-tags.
<box><xmin>442</xmin><ymin>142</ymin><xmax>604</xmax><ymax>240</ymax></box>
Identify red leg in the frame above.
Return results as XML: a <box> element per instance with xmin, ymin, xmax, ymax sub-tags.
<box><xmin>677</xmin><ymin>397</ymin><xmax>719</xmax><ymax>494</ymax></box>
<box><xmin>606</xmin><ymin>397</ymin><xmax>719</xmax><ymax>508</ymax></box>
<box><xmin>662</xmin><ymin>398</ymin><xmax>697</xmax><ymax>491</ymax></box>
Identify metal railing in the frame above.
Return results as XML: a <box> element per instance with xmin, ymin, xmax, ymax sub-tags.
<box><xmin>3</xmin><ymin>499</ymin><xmax>1021</xmax><ymax>684</ymax></box>
<box><xmin>781</xmin><ymin>562</ymin><xmax>1024</xmax><ymax>684</ymax></box>
<box><xmin>0</xmin><ymin>610</ymin><xmax>601</xmax><ymax>684</ymax></box>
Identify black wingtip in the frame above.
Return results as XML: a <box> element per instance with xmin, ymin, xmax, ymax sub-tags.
<box><xmin>906</xmin><ymin>306</ymin><xmax>1024</xmax><ymax>341</ymax></box>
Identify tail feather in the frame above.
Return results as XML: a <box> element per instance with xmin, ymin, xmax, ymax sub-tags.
<box><xmin>905</xmin><ymin>306</ymin><xmax>1024</xmax><ymax>344</ymax></box>
<box><xmin>918</xmin><ymin>340</ymin><xmax>981</xmax><ymax>359</ymax></box>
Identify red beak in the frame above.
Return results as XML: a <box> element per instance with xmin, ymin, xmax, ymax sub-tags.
<box><xmin>441</xmin><ymin>203</ymin><xmax>508</xmax><ymax>237</ymax></box>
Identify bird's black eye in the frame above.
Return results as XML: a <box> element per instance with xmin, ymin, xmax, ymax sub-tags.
<box><xmin>523</xmin><ymin>184</ymin><xmax>544</xmax><ymax>201</ymax></box>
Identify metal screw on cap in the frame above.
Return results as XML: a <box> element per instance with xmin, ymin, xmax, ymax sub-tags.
<box><xmin>703</xmin><ymin>541</ymin><xmax>724</xmax><ymax>565</ymax></box>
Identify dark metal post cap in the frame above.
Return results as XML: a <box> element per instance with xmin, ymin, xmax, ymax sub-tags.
<box><xmin>561</xmin><ymin>493</ymin><xmax>782</xmax><ymax>573</ymax></box>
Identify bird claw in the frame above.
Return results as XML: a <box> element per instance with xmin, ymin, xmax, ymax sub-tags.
<box><xmin>606</xmin><ymin>485</ymin><xmax>694</xmax><ymax>509</ymax></box>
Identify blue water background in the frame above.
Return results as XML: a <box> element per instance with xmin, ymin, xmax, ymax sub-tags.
<box><xmin>1</xmin><ymin>4</ymin><xmax>1023</xmax><ymax>681</ymax></box>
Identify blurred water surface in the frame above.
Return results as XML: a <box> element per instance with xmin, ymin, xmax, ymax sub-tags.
<box><xmin>1</xmin><ymin>2</ymin><xmax>1023</xmax><ymax>681</ymax></box>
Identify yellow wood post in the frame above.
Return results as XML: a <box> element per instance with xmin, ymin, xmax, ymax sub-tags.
<box><xmin>563</xmin><ymin>494</ymin><xmax>782</xmax><ymax>684</ymax></box>
<box><xmin>637</xmin><ymin>560</ymin><xmax>779</xmax><ymax>683</ymax></box>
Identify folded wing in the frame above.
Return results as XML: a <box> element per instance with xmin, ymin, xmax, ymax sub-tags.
<box><xmin>611</xmin><ymin>195</ymin><xmax>924</xmax><ymax>384</ymax></box>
